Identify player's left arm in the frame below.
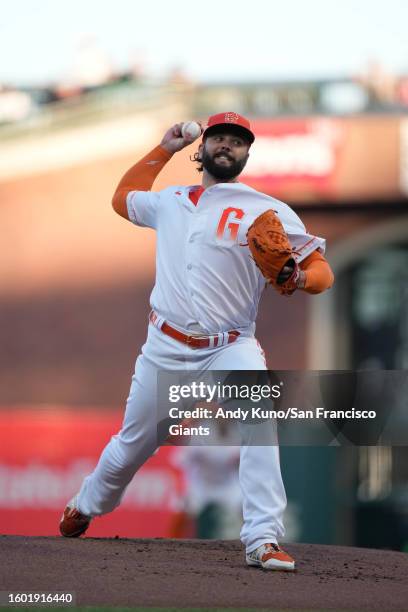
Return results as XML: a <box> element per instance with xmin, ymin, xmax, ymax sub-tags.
<box><xmin>111</xmin><ymin>122</ymin><xmax>200</xmax><ymax>220</ymax></box>
<box><xmin>298</xmin><ymin>250</ymin><xmax>334</xmax><ymax>294</ymax></box>
<box><xmin>112</xmin><ymin>145</ymin><xmax>172</xmax><ymax>220</ymax></box>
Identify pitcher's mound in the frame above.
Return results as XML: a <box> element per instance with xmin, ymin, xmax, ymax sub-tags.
<box><xmin>1</xmin><ymin>536</ymin><xmax>407</xmax><ymax>610</ymax></box>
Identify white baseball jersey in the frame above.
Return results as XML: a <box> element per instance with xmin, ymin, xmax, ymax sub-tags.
<box><xmin>127</xmin><ymin>182</ymin><xmax>325</xmax><ymax>333</ymax></box>
<box><xmin>76</xmin><ymin>182</ymin><xmax>297</xmax><ymax>552</ymax></box>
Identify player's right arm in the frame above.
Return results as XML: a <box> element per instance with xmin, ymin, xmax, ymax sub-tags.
<box><xmin>111</xmin><ymin>123</ymin><xmax>197</xmax><ymax>220</ymax></box>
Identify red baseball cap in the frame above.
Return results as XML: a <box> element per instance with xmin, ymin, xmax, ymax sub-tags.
<box><xmin>203</xmin><ymin>111</ymin><xmax>255</xmax><ymax>144</ymax></box>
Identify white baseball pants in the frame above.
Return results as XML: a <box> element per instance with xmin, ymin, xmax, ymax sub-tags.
<box><xmin>76</xmin><ymin>322</ymin><xmax>287</xmax><ymax>553</ymax></box>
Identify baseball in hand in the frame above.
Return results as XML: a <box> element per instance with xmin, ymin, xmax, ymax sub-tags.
<box><xmin>181</xmin><ymin>121</ymin><xmax>202</xmax><ymax>142</ymax></box>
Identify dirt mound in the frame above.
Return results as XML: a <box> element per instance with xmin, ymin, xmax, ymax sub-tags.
<box><xmin>1</xmin><ymin>536</ymin><xmax>407</xmax><ymax>610</ymax></box>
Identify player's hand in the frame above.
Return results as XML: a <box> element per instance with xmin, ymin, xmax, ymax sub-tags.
<box><xmin>160</xmin><ymin>123</ymin><xmax>202</xmax><ymax>154</ymax></box>
<box><xmin>277</xmin><ymin>266</ymin><xmax>306</xmax><ymax>296</ymax></box>
<box><xmin>278</xmin><ymin>264</ymin><xmax>295</xmax><ymax>283</ymax></box>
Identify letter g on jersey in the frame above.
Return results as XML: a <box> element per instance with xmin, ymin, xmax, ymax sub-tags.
<box><xmin>216</xmin><ymin>207</ymin><xmax>245</xmax><ymax>241</ymax></box>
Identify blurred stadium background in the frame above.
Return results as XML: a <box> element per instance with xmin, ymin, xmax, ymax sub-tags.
<box><xmin>1</xmin><ymin>0</ymin><xmax>408</xmax><ymax>551</ymax></box>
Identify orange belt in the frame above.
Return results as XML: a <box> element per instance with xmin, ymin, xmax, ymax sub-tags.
<box><xmin>149</xmin><ymin>311</ymin><xmax>240</xmax><ymax>349</ymax></box>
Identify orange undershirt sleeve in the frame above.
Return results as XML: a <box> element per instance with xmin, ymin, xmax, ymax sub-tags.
<box><xmin>299</xmin><ymin>250</ymin><xmax>334</xmax><ymax>294</ymax></box>
<box><xmin>112</xmin><ymin>145</ymin><xmax>173</xmax><ymax>219</ymax></box>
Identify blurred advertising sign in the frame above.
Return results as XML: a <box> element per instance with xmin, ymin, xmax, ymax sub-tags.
<box><xmin>243</xmin><ymin>118</ymin><xmax>342</xmax><ymax>200</ymax></box>
<box><xmin>242</xmin><ymin>116</ymin><xmax>404</xmax><ymax>203</ymax></box>
<box><xmin>397</xmin><ymin>78</ymin><xmax>408</xmax><ymax>107</ymax></box>
<box><xmin>0</xmin><ymin>408</ymin><xmax>186</xmax><ymax>537</ymax></box>
<box><xmin>400</xmin><ymin>119</ymin><xmax>408</xmax><ymax>196</ymax></box>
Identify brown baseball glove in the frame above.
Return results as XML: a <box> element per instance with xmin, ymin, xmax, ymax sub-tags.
<box><xmin>246</xmin><ymin>209</ymin><xmax>302</xmax><ymax>296</ymax></box>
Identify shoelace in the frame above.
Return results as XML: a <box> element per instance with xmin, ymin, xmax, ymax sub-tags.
<box><xmin>68</xmin><ymin>508</ymin><xmax>87</xmax><ymax>519</ymax></box>
<box><xmin>264</xmin><ymin>543</ymin><xmax>281</xmax><ymax>553</ymax></box>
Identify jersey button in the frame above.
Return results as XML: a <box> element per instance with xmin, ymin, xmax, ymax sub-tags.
<box><xmin>187</xmin><ymin>264</ymin><xmax>192</xmax><ymax>270</ymax></box>
<box><xmin>189</xmin><ymin>237</ymin><xmax>194</xmax><ymax>243</ymax></box>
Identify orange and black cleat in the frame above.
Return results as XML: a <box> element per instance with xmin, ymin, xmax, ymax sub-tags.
<box><xmin>246</xmin><ymin>543</ymin><xmax>295</xmax><ymax>571</ymax></box>
<box><xmin>59</xmin><ymin>495</ymin><xmax>92</xmax><ymax>538</ymax></box>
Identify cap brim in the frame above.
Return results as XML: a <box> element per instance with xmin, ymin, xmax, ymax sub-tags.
<box><xmin>203</xmin><ymin>123</ymin><xmax>255</xmax><ymax>144</ymax></box>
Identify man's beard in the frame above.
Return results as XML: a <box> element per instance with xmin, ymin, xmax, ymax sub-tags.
<box><xmin>201</xmin><ymin>149</ymin><xmax>248</xmax><ymax>180</ymax></box>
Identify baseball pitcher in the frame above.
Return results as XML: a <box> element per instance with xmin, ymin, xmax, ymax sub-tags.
<box><xmin>59</xmin><ymin>112</ymin><xmax>334</xmax><ymax>571</ymax></box>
